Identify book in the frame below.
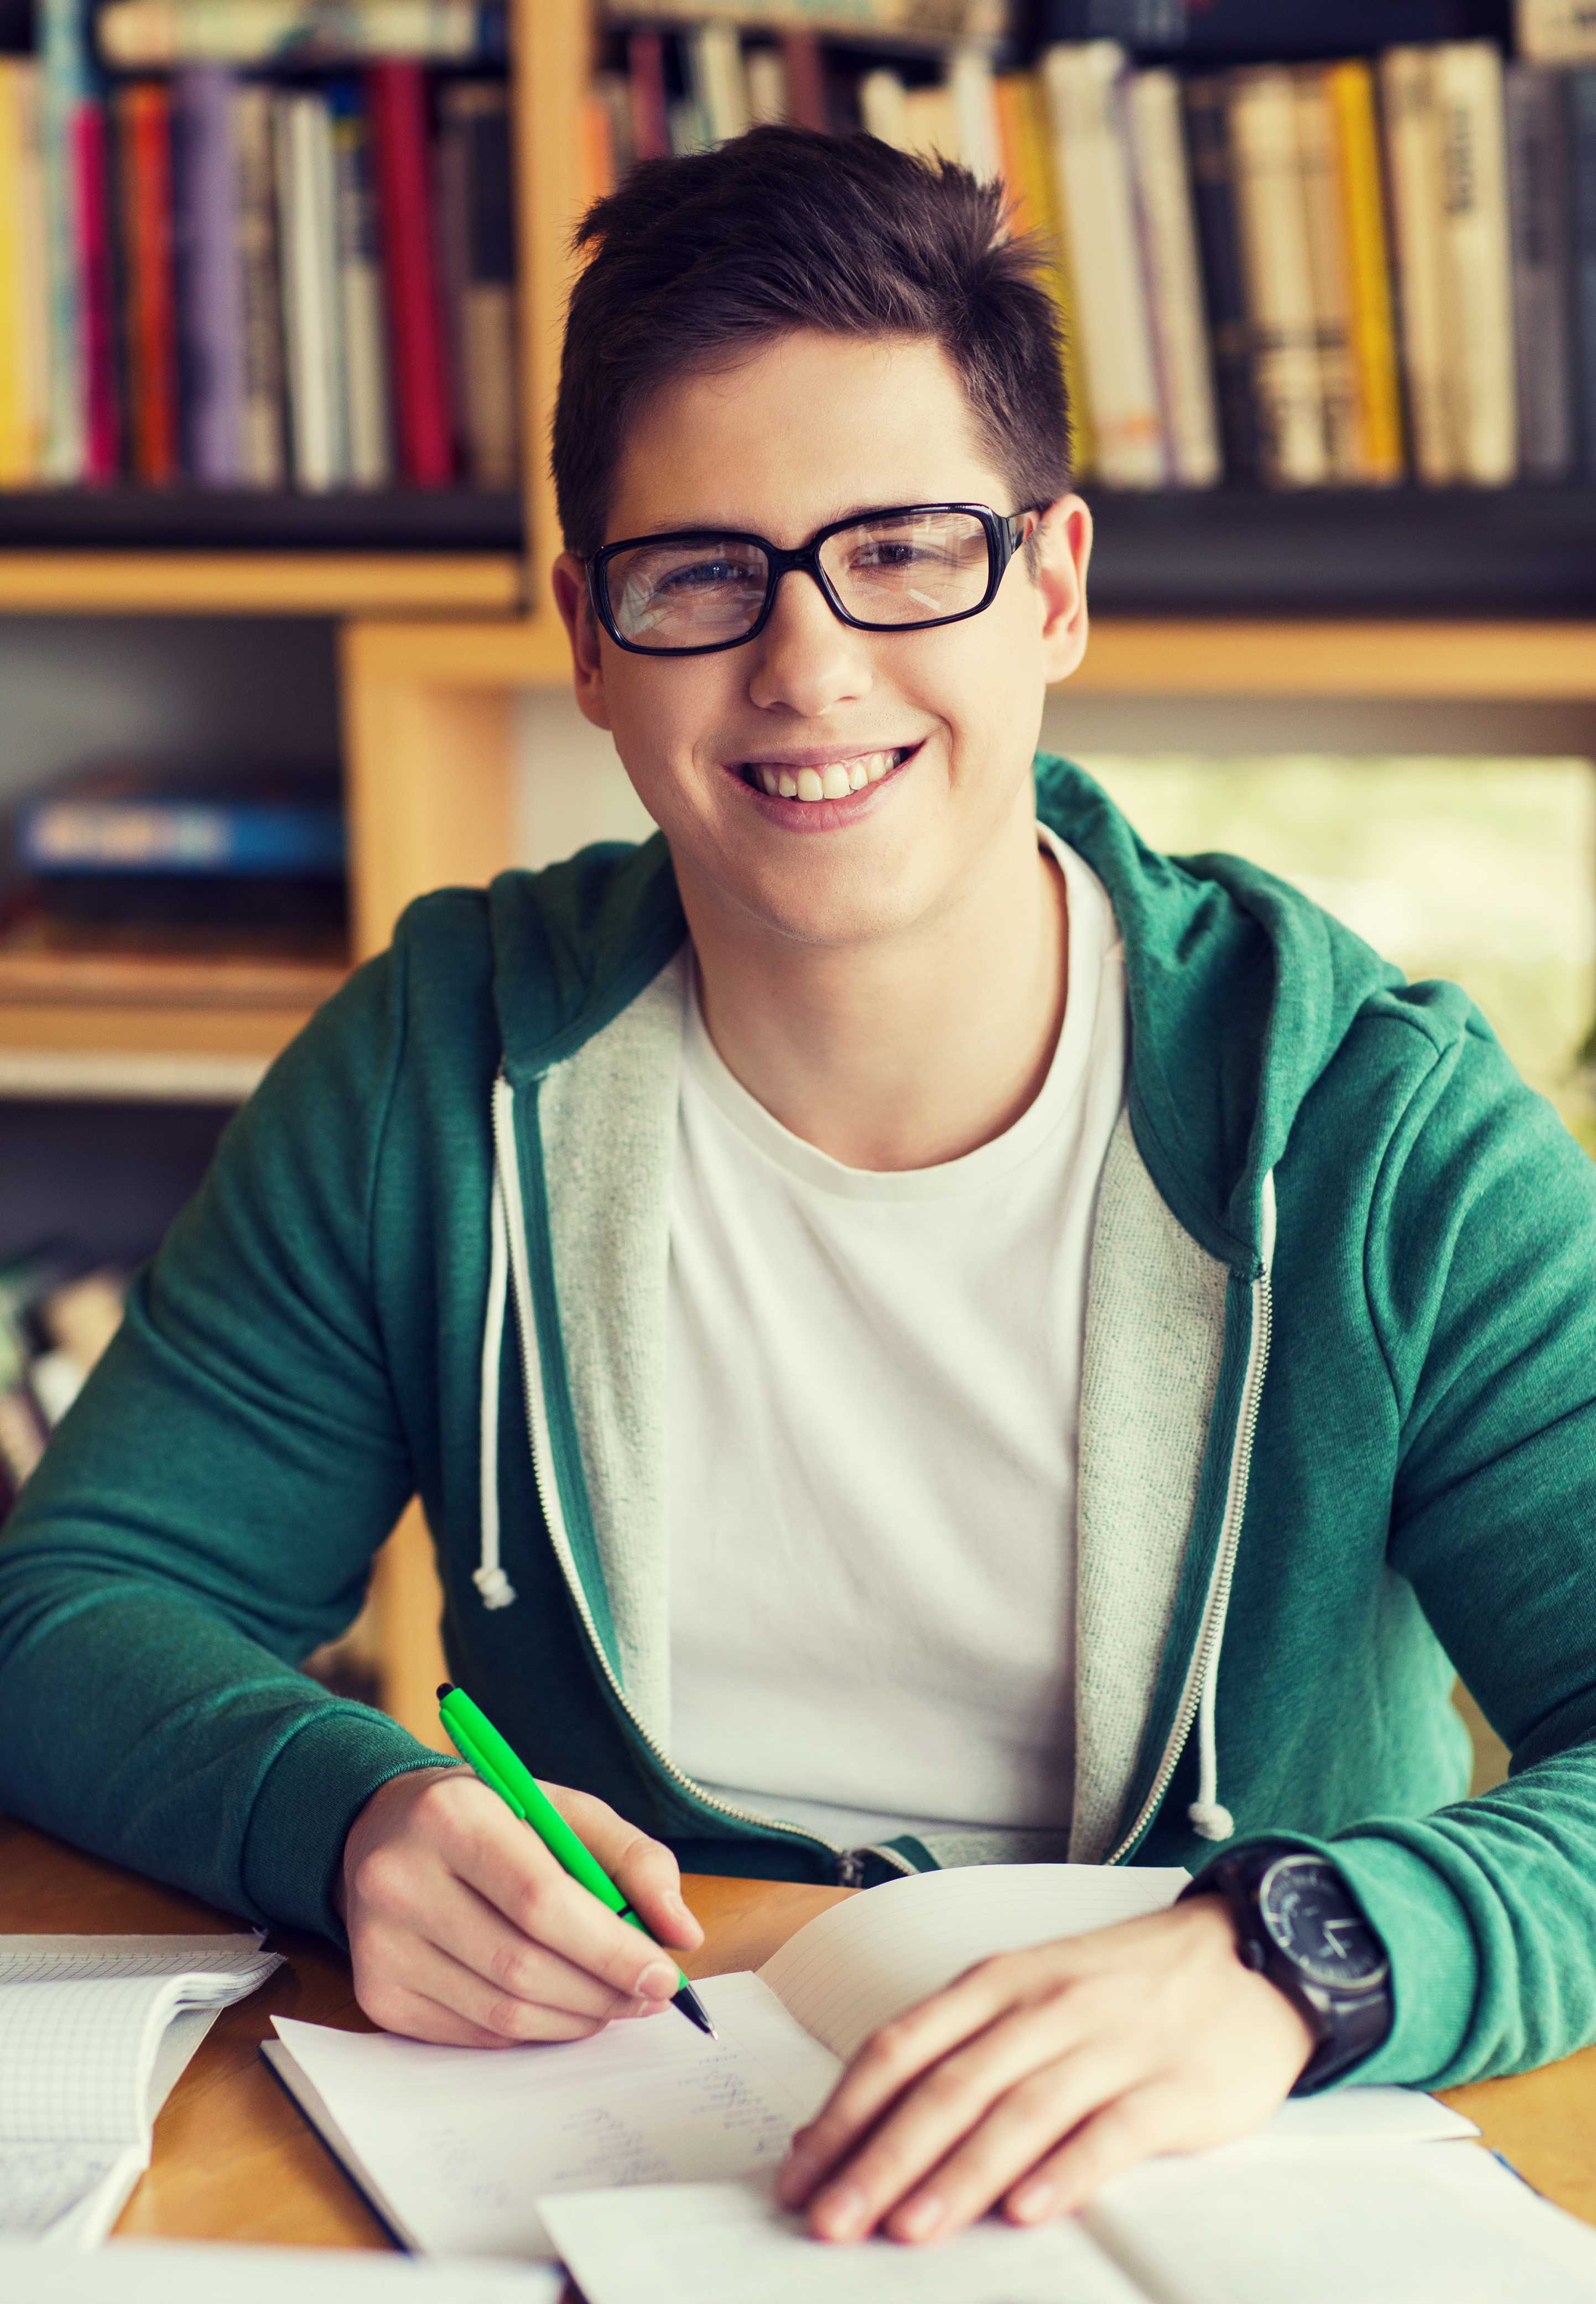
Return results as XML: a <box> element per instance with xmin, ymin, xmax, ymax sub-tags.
<box><xmin>1228</xmin><ymin>66</ymin><xmax>1327</xmax><ymax>486</ymax></box>
<box><xmin>115</xmin><ymin>80</ymin><xmax>180</xmax><ymax>485</ymax></box>
<box><xmin>330</xmin><ymin>78</ymin><xmax>393</xmax><ymax>487</ymax></box>
<box><xmin>994</xmin><ymin>64</ymin><xmax>1095</xmax><ymax>478</ymax></box>
<box><xmin>17</xmin><ymin>766</ymin><xmax>346</xmax><ymax>877</ymax></box>
<box><xmin>1433</xmin><ymin>40</ymin><xmax>1517</xmax><ymax>486</ymax></box>
<box><xmin>601</xmin><ymin>1</ymin><xmax>1008</xmax><ymax>39</ymax></box>
<box><xmin>745</xmin><ymin>43</ymin><xmax>788</xmax><ymax>127</ymax></box>
<box><xmin>1573</xmin><ymin>69</ymin><xmax>1596</xmax><ymax>476</ymax></box>
<box><xmin>542</xmin><ymin>2145</ymin><xmax>1596</xmax><ymax>2304</ymax></box>
<box><xmin>0</xmin><ymin>2239</ymin><xmax>563</xmax><ymax>2302</ymax></box>
<box><xmin>1291</xmin><ymin>65</ymin><xmax>1363</xmax><ymax>482</ymax></box>
<box><xmin>259</xmin><ymin>1863</ymin><xmax>1478</xmax><ymax>2263</ymax></box>
<box><xmin>274</xmin><ymin>87</ymin><xmax>346</xmax><ymax>490</ymax></box>
<box><xmin>1326</xmin><ymin>58</ymin><xmax>1403</xmax><ymax>485</ymax></box>
<box><xmin>1182</xmin><ymin>71</ymin><xmax>1259</xmax><ymax>479</ymax></box>
<box><xmin>38</xmin><ymin>0</ymin><xmax>91</xmax><ymax>483</ymax></box>
<box><xmin>1125</xmin><ymin>66</ymin><xmax>1221</xmax><ymax>487</ymax></box>
<box><xmin>96</xmin><ymin>2</ymin><xmax>508</xmax><ymax>69</ymax></box>
<box><xmin>233</xmin><ymin>79</ymin><xmax>287</xmax><ymax>486</ymax></box>
<box><xmin>439</xmin><ymin>81</ymin><xmax>516</xmax><ymax>487</ymax></box>
<box><xmin>1380</xmin><ymin>45</ymin><xmax>1458</xmax><ymax>485</ymax></box>
<box><xmin>777</xmin><ymin>31</ymin><xmax>828</xmax><ymax>134</ymax></box>
<box><xmin>688</xmin><ymin>21</ymin><xmax>751</xmax><ymax>147</ymax></box>
<box><xmin>0</xmin><ymin>60</ymin><xmax>44</xmax><ymax>483</ymax></box>
<box><xmin>626</xmin><ymin>28</ymin><xmax>672</xmax><ymax>162</ymax></box>
<box><xmin>75</xmin><ymin>96</ymin><xmax>122</xmax><ymax>481</ymax></box>
<box><xmin>947</xmin><ymin>41</ymin><xmax>1001</xmax><ymax>180</ymax></box>
<box><xmin>1037</xmin><ymin>2</ymin><xmax>1480</xmax><ymax>51</ymax></box>
<box><xmin>368</xmin><ymin>58</ymin><xmax>453</xmax><ymax>485</ymax></box>
<box><xmin>1517</xmin><ymin>0</ymin><xmax>1596</xmax><ymax>64</ymax></box>
<box><xmin>1041</xmin><ymin>41</ymin><xmax>1166</xmax><ymax>487</ymax></box>
<box><xmin>1505</xmin><ymin>60</ymin><xmax>1576</xmax><ymax>480</ymax></box>
<box><xmin>174</xmin><ymin>66</ymin><xmax>247</xmax><ymax>485</ymax></box>
<box><xmin>0</xmin><ymin>1934</ymin><xmax>281</xmax><ymax>2249</ymax></box>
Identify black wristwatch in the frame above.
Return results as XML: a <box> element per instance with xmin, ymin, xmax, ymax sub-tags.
<box><xmin>1181</xmin><ymin>1844</ymin><xmax>1392</xmax><ymax>2093</ymax></box>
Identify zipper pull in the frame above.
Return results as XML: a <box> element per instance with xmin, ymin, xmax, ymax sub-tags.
<box><xmin>835</xmin><ymin>1850</ymin><xmax>867</xmax><ymax>1889</ymax></box>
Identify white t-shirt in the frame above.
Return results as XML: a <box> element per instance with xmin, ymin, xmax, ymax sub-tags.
<box><xmin>664</xmin><ymin>826</ymin><xmax>1128</xmax><ymax>1849</ymax></box>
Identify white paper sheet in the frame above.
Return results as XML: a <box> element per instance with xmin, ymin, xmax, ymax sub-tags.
<box><xmin>267</xmin><ymin>1969</ymin><xmax>840</xmax><ymax>2260</ymax></box>
<box><xmin>538</xmin><ymin>2171</ymin><xmax>1146</xmax><ymax>2304</ymax></box>
<box><xmin>0</xmin><ymin>2236</ymin><xmax>563</xmax><ymax>2301</ymax></box>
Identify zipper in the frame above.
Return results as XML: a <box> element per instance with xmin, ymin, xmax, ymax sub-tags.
<box><xmin>1102</xmin><ymin>1250</ymin><xmax>1275</xmax><ymax>1867</ymax></box>
<box><xmin>491</xmin><ymin>1072</ymin><xmax>908</xmax><ymax>1891</ymax></box>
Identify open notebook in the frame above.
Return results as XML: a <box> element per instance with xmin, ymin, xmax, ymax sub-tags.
<box><xmin>0</xmin><ymin>1934</ymin><xmax>283</xmax><ymax>2249</ymax></box>
<box><xmin>261</xmin><ymin>1863</ymin><xmax>1474</xmax><ymax>2261</ymax></box>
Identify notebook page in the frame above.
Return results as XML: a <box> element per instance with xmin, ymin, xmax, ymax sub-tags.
<box><xmin>268</xmin><ymin>1969</ymin><xmax>841</xmax><ymax>2261</ymax></box>
<box><xmin>758</xmin><ymin>1862</ymin><xmax>1190</xmax><ymax>2062</ymax></box>
<box><xmin>1086</xmin><ymin>2140</ymin><xmax>1596</xmax><ymax>2304</ymax></box>
<box><xmin>0</xmin><ymin>2235</ymin><xmax>565</xmax><ymax>2302</ymax></box>
<box><xmin>0</xmin><ymin>2142</ymin><xmax>144</xmax><ymax>2245</ymax></box>
<box><xmin>538</xmin><ymin>2172</ymin><xmax>1146</xmax><ymax>2304</ymax></box>
<box><xmin>0</xmin><ymin>1934</ymin><xmax>269</xmax><ymax>1983</ymax></box>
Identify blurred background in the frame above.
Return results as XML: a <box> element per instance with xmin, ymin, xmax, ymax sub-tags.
<box><xmin>4</xmin><ymin>0</ymin><xmax>1594</xmax><ymax>1790</ymax></box>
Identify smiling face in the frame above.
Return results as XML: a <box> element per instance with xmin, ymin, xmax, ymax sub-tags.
<box><xmin>551</xmin><ymin>327</ymin><xmax>1090</xmax><ymax>958</ymax></box>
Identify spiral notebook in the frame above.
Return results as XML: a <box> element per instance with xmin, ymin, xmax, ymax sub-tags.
<box><xmin>0</xmin><ymin>1933</ymin><xmax>283</xmax><ymax>2250</ymax></box>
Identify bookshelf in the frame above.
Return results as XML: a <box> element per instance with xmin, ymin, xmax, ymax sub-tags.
<box><xmin>3</xmin><ymin>1</ymin><xmax>1595</xmax><ymax>1740</ymax></box>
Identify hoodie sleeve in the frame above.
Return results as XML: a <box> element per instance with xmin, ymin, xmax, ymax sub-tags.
<box><xmin>0</xmin><ymin>937</ymin><xmax>454</xmax><ymax>1941</ymax></box>
<box><xmin>1278</xmin><ymin>995</ymin><xmax>1596</xmax><ymax>2090</ymax></box>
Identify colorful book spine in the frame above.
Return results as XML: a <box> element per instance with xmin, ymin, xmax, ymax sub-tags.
<box><xmin>1517</xmin><ymin>1</ymin><xmax>1596</xmax><ymax>64</ymax></box>
<box><xmin>1572</xmin><ymin>69</ymin><xmax>1596</xmax><ymax>476</ymax></box>
<box><xmin>74</xmin><ymin>98</ymin><xmax>121</xmax><ymax>481</ymax></box>
<box><xmin>1434</xmin><ymin>41</ymin><xmax>1517</xmax><ymax>486</ymax></box>
<box><xmin>994</xmin><ymin>66</ymin><xmax>1095</xmax><ymax>480</ymax></box>
<box><xmin>1505</xmin><ymin>61</ymin><xmax>1574</xmax><ymax>481</ymax></box>
<box><xmin>234</xmin><ymin>81</ymin><xmax>287</xmax><ymax>486</ymax></box>
<box><xmin>1228</xmin><ymin>66</ymin><xmax>1328</xmax><ymax>486</ymax></box>
<box><xmin>0</xmin><ymin>61</ymin><xmax>43</xmax><ymax>483</ymax></box>
<box><xmin>368</xmin><ymin>59</ymin><xmax>453</xmax><ymax>486</ymax></box>
<box><xmin>443</xmin><ymin>81</ymin><xmax>516</xmax><ymax>488</ymax></box>
<box><xmin>39</xmin><ymin>0</ymin><xmax>91</xmax><ymax>482</ymax></box>
<box><xmin>626</xmin><ymin>30</ymin><xmax>672</xmax><ymax>164</ymax></box>
<box><xmin>1126</xmin><ymin>65</ymin><xmax>1220</xmax><ymax>487</ymax></box>
<box><xmin>1182</xmin><ymin>72</ymin><xmax>1259</xmax><ymax>481</ymax></box>
<box><xmin>1380</xmin><ymin>45</ymin><xmax>1458</xmax><ymax>485</ymax></box>
<box><xmin>1327</xmin><ymin>59</ymin><xmax>1403</xmax><ymax>486</ymax></box>
<box><xmin>117</xmin><ymin>80</ymin><xmax>180</xmax><ymax>485</ymax></box>
<box><xmin>274</xmin><ymin>87</ymin><xmax>347</xmax><ymax>491</ymax></box>
<box><xmin>175</xmin><ymin>67</ymin><xmax>247</xmax><ymax>485</ymax></box>
<box><xmin>330</xmin><ymin>80</ymin><xmax>393</xmax><ymax>488</ymax></box>
<box><xmin>1291</xmin><ymin>65</ymin><xmax>1363</xmax><ymax>482</ymax></box>
<box><xmin>97</xmin><ymin>2</ymin><xmax>508</xmax><ymax>69</ymax></box>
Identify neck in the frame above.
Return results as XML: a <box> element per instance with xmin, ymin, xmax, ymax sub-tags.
<box><xmin>684</xmin><ymin>814</ymin><xmax>1069</xmax><ymax>1172</ymax></box>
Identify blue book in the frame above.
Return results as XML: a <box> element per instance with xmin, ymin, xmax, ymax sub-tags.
<box><xmin>18</xmin><ymin>768</ymin><xmax>345</xmax><ymax>878</ymax></box>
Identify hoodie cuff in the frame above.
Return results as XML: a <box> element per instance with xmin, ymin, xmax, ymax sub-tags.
<box><xmin>1208</xmin><ymin>1826</ymin><xmax>1479</xmax><ymax>2090</ymax></box>
<box><xmin>240</xmin><ymin>1703</ymin><xmax>460</xmax><ymax>1945</ymax></box>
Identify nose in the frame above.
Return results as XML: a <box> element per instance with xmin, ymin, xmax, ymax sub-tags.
<box><xmin>744</xmin><ymin>560</ymin><xmax>875</xmax><ymax>720</ymax></box>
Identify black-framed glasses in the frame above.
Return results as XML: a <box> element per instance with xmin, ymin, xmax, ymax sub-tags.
<box><xmin>585</xmin><ymin>501</ymin><xmax>1042</xmax><ymax>657</ymax></box>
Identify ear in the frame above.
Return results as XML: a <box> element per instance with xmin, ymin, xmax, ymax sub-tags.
<box><xmin>551</xmin><ymin>551</ymin><xmax>615</xmax><ymax>734</ymax></box>
<box><xmin>1031</xmin><ymin>493</ymin><xmax>1091</xmax><ymax>685</ymax></box>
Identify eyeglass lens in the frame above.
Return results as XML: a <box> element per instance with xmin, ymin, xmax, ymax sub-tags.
<box><xmin>604</xmin><ymin>508</ymin><xmax>994</xmax><ymax>649</ymax></box>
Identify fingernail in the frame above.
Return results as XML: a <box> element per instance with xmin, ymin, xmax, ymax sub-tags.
<box><xmin>814</xmin><ymin>2184</ymin><xmax>866</xmax><ymax>2241</ymax></box>
<box><xmin>639</xmin><ymin>1960</ymin><xmax>677</xmax><ymax>1999</ymax></box>
<box><xmin>1011</xmin><ymin>2182</ymin><xmax>1055</xmax><ymax>2222</ymax></box>
<box><xmin>896</xmin><ymin>2194</ymin><xmax>942</xmax><ymax>2241</ymax></box>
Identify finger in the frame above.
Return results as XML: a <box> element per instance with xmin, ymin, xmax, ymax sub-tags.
<box><xmin>787</xmin><ymin>1997</ymin><xmax>1099</xmax><ymax>2239</ymax></box>
<box><xmin>393</xmin><ymin>1931</ymin><xmax>641</xmax><ymax>2045</ymax></box>
<box><xmin>383</xmin><ymin>1865</ymin><xmax>651</xmax><ymax>2025</ymax></box>
<box><xmin>880</xmin><ymin>2050</ymin><xmax>1139</xmax><ymax>2244</ymax></box>
<box><xmin>443</xmin><ymin>1802</ymin><xmax>688</xmax><ymax>2004</ymax></box>
<box><xmin>551</xmin><ymin>1787</ymin><xmax>704</xmax><ymax>1949</ymax></box>
<box><xmin>779</xmin><ymin>1955</ymin><xmax>1048</xmax><ymax>2208</ymax></box>
<box><xmin>1002</xmin><ymin>2082</ymin><xmax>1188</xmax><ymax>2224</ymax></box>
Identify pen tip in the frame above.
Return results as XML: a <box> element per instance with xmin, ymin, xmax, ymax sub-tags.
<box><xmin>436</xmin><ymin>1683</ymin><xmax>455</xmax><ymax>1700</ymax></box>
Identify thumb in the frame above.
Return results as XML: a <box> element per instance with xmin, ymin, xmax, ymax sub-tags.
<box><xmin>553</xmin><ymin>1787</ymin><xmax>704</xmax><ymax>1952</ymax></box>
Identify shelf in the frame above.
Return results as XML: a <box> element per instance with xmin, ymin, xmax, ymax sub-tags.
<box><xmin>0</xmin><ymin>488</ymin><xmax>524</xmax><ymax>552</ymax></box>
<box><xmin>0</xmin><ymin>552</ymin><xmax>523</xmax><ymax>617</ymax></box>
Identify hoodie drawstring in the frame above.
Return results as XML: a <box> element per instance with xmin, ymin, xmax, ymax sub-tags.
<box><xmin>1187</xmin><ymin>1167</ymin><xmax>1277</xmax><ymax>1843</ymax></box>
<box><xmin>474</xmin><ymin>1148</ymin><xmax>517</xmax><ymax>1610</ymax></box>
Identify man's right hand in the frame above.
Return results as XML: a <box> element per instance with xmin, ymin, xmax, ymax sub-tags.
<box><xmin>336</xmin><ymin>1765</ymin><xmax>705</xmax><ymax>2046</ymax></box>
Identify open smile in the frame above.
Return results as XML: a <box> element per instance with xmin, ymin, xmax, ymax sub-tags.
<box><xmin>726</xmin><ymin>741</ymin><xmax>922</xmax><ymax>825</ymax></box>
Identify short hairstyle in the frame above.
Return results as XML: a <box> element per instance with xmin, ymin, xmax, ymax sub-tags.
<box><xmin>550</xmin><ymin>123</ymin><xmax>1070</xmax><ymax>584</ymax></box>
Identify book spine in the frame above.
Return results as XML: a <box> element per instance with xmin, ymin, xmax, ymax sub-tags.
<box><xmin>331</xmin><ymin>82</ymin><xmax>393</xmax><ymax>488</ymax></box>
<box><xmin>777</xmin><ymin>33</ymin><xmax>828</xmax><ymax>134</ymax></box>
<box><xmin>456</xmin><ymin>82</ymin><xmax>517</xmax><ymax>487</ymax></box>
<box><xmin>689</xmin><ymin>23</ymin><xmax>751</xmax><ymax>147</ymax></box>
<box><xmin>1291</xmin><ymin>65</ymin><xmax>1364</xmax><ymax>481</ymax></box>
<box><xmin>627</xmin><ymin>30</ymin><xmax>671</xmax><ymax>163</ymax></box>
<box><xmin>1505</xmin><ymin>61</ymin><xmax>1575</xmax><ymax>480</ymax></box>
<box><xmin>1042</xmin><ymin>40</ymin><xmax>1166</xmax><ymax>487</ymax></box>
<box><xmin>860</xmin><ymin>67</ymin><xmax>911</xmax><ymax>150</ymax></box>
<box><xmin>275</xmin><ymin>89</ymin><xmax>346</xmax><ymax>490</ymax></box>
<box><xmin>0</xmin><ymin>63</ymin><xmax>35</xmax><ymax>483</ymax></box>
<box><xmin>39</xmin><ymin>0</ymin><xmax>90</xmax><ymax>481</ymax></box>
<box><xmin>1227</xmin><ymin>66</ymin><xmax>1327</xmax><ymax>486</ymax></box>
<box><xmin>1379</xmin><ymin>46</ymin><xmax>1458</xmax><ymax>485</ymax></box>
<box><xmin>948</xmin><ymin>42</ymin><xmax>1001</xmax><ymax>179</ymax></box>
<box><xmin>1181</xmin><ymin>72</ymin><xmax>1258</xmax><ymax>481</ymax></box>
<box><xmin>233</xmin><ymin>81</ymin><xmax>286</xmax><ymax>486</ymax></box>
<box><xmin>1014</xmin><ymin>67</ymin><xmax>1095</xmax><ymax>478</ymax></box>
<box><xmin>1126</xmin><ymin>66</ymin><xmax>1221</xmax><ymax>487</ymax></box>
<box><xmin>176</xmin><ymin>66</ymin><xmax>246</xmax><ymax>485</ymax></box>
<box><xmin>1327</xmin><ymin>59</ymin><xmax>1403</xmax><ymax>485</ymax></box>
<box><xmin>97</xmin><ymin>2</ymin><xmax>506</xmax><ymax>69</ymax></box>
<box><xmin>1433</xmin><ymin>40</ymin><xmax>1517</xmax><ymax>485</ymax></box>
<box><xmin>1516</xmin><ymin>0</ymin><xmax>1596</xmax><ymax>65</ymax></box>
<box><xmin>744</xmin><ymin>46</ymin><xmax>787</xmax><ymax>129</ymax></box>
<box><xmin>74</xmin><ymin>97</ymin><xmax>122</xmax><ymax>481</ymax></box>
<box><xmin>122</xmin><ymin>80</ymin><xmax>180</xmax><ymax>484</ymax></box>
<box><xmin>367</xmin><ymin>59</ymin><xmax>453</xmax><ymax>486</ymax></box>
<box><xmin>1572</xmin><ymin>69</ymin><xmax>1596</xmax><ymax>476</ymax></box>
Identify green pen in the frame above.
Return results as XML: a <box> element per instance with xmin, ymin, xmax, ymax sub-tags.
<box><xmin>436</xmin><ymin>1682</ymin><xmax>717</xmax><ymax>2040</ymax></box>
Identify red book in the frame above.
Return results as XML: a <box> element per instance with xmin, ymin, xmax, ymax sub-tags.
<box><xmin>367</xmin><ymin>60</ymin><xmax>453</xmax><ymax>486</ymax></box>
<box><xmin>74</xmin><ymin>102</ymin><xmax>122</xmax><ymax>482</ymax></box>
<box><xmin>627</xmin><ymin>29</ymin><xmax>670</xmax><ymax>162</ymax></box>
<box><xmin>116</xmin><ymin>81</ymin><xmax>179</xmax><ymax>484</ymax></box>
<box><xmin>779</xmin><ymin>33</ymin><xmax>828</xmax><ymax>132</ymax></box>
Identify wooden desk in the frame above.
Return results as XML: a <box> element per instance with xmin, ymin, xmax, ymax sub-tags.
<box><xmin>4</xmin><ymin>1809</ymin><xmax>1595</xmax><ymax>2244</ymax></box>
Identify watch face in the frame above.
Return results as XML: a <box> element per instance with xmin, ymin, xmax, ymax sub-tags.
<box><xmin>1258</xmin><ymin>1858</ymin><xmax>1389</xmax><ymax>1991</ymax></box>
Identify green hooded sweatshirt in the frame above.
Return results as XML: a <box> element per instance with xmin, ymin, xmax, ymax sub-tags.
<box><xmin>3</xmin><ymin>755</ymin><xmax>1595</xmax><ymax>2096</ymax></box>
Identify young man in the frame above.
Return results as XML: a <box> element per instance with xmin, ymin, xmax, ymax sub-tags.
<box><xmin>4</xmin><ymin>126</ymin><xmax>1596</xmax><ymax>2249</ymax></box>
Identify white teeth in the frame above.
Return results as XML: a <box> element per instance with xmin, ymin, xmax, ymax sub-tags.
<box><xmin>796</xmin><ymin>768</ymin><xmax>824</xmax><ymax>801</ymax></box>
<box><xmin>760</xmin><ymin>767</ymin><xmax>779</xmax><ymax>795</ymax></box>
<box><xmin>745</xmin><ymin>746</ymin><xmax>910</xmax><ymax>802</ymax></box>
<box><xmin>778</xmin><ymin>771</ymin><xmax>799</xmax><ymax>798</ymax></box>
<box><xmin>847</xmin><ymin>760</ymin><xmax>869</xmax><ymax>791</ymax></box>
<box><xmin>866</xmin><ymin>754</ymin><xmax>888</xmax><ymax>782</ymax></box>
<box><xmin>820</xmin><ymin>763</ymin><xmax>851</xmax><ymax>799</ymax></box>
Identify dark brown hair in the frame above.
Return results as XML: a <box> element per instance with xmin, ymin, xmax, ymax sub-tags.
<box><xmin>550</xmin><ymin>124</ymin><xmax>1069</xmax><ymax>583</ymax></box>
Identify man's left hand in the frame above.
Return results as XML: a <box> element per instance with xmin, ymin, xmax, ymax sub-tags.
<box><xmin>775</xmin><ymin>1896</ymin><xmax>1317</xmax><ymax>2245</ymax></box>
